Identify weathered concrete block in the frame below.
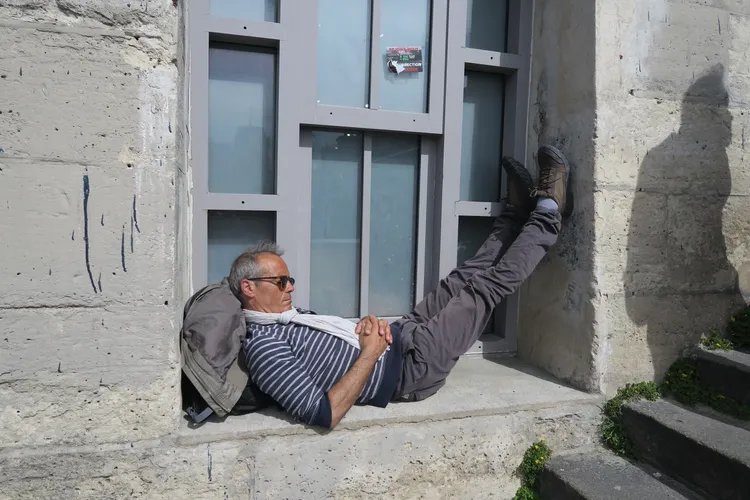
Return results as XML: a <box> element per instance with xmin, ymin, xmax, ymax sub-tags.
<box><xmin>519</xmin><ymin>264</ymin><xmax>597</xmax><ymax>390</ymax></box>
<box><xmin>666</xmin><ymin>193</ymin><xmax>738</xmax><ymax>293</ymax></box>
<box><xmin>521</xmin><ymin>0</ymin><xmax>598</xmax><ymax>392</ymax></box>
<box><xmin>0</xmin><ymin>0</ymin><xmax>177</xmax><ymax>37</ymax></box>
<box><xmin>728</xmin><ymin>13</ymin><xmax>750</xmax><ymax>106</ymax></box>
<box><xmin>0</xmin><ymin>305</ymin><xmax>178</xmax><ymax>448</ymax></box>
<box><xmin>0</xmin><ymin>440</ymin><xmax>248</xmax><ymax>500</ymax></box>
<box><xmin>0</xmin><ymin>158</ymin><xmax>175</xmax><ymax>307</ymax></box>
<box><xmin>601</xmin><ymin>293</ymin><xmax>741</xmax><ymax>393</ymax></box>
<box><xmin>0</xmin><ymin>27</ymin><xmax>174</xmax><ymax>164</ymax></box>
<box><xmin>722</xmin><ymin>195</ymin><xmax>750</xmax><ymax>303</ymax></box>
<box><xmin>0</xmin><ymin>0</ymin><xmax>179</xmax><ymax>455</ymax></box>
<box><xmin>599</xmin><ymin>190</ymin><xmax>668</xmax><ymax>296</ymax></box>
<box><xmin>599</xmin><ymin>0</ymin><xmax>731</xmax><ymax>100</ymax></box>
<box><xmin>0</xmin><ymin>401</ymin><xmax>601</xmax><ymax>499</ymax></box>
<box><xmin>597</xmin><ymin>98</ymin><xmax>735</xmax><ymax>193</ymax></box>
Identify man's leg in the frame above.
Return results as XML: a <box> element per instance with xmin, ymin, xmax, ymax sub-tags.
<box><xmin>394</xmin><ymin>145</ymin><xmax>571</xmax><ymax>401</ymax></box>
<box><xmin>400</xmin><ymin>206</ymin><xmax>527</xmax><ymax>325</ymax></box>
<box><xmin>399</xmin><ymin>156</ymin><xmax>537</xmax><ymax>325</ymax></box>
<box><xmin>395</xmin><ymin>207</ymin><xmax>560</xmax><ymax>399</ymax></box>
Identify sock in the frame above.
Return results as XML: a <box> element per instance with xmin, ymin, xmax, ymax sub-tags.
<box><xmin>536</xmin><ymin>197</ymin><xmax>558</xmax><ymax>211</ymax></box>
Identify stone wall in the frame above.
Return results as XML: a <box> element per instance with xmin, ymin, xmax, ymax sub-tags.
<box><xmin>519</xmin><ymin>0</ymin><xmax>600</xmax><ymax>391</ymax></box>
<box><xmin>0</xmin><ymin>0</ymin><xmax>182</xmax><ymax>448</ymax></box>
<box><xmin>595</xmin><ymin>0</ymin><xmax>750</xmax><ymax>392</ymax></box>
<box><xmin>520</xmin><ymin>0</ymin><xmax>750</xmax><ymax>394</ymax></box>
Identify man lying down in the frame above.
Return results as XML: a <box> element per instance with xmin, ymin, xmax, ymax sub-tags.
<box><xmin>229</xmin><ymin>146</ymin><xmax>572</xmax><ymax>429</ymax></box>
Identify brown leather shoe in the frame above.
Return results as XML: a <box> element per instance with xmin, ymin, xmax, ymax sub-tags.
<box><xmin>501</xmin><ymin>156</ymin><xmax>536</xmax><ymax>213</ymax></box>
<box><xmin>535</xmin><ymin>145</ymin><xmax>572</xmax><ymax>216</ymax></box>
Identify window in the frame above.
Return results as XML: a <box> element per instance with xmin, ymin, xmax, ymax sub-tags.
<box><xmin>310</xmin><ymin>131</ymin><xmax>364</xmax><ymax>316</ymax></box>
<box><xmin>460</xmin><ymin>71</ymin><xmax>505</xmax><ymax>202</ymax></box>
<box><xmin>369</xmin><ymin>134</ymin><xmax>419</xmax><ymax>315</ymax></box>
<box><xmin>310</xmin><ymin>130</ymin><xmax>420</xmax><ymax>318</ymax></box>
<box><xmin>207</xmin><ymin>211</ymin><xmax>276</xmax><ymax>284</ymax></box>
<box><xmin>316</xmin><ymin>0</ymin><xmax>372</xmax><ymax>108</ymax></box>
<box><xmin>465</xmin><ymin>0</ymin><xmax>508</xmax><ymax>52</ymax></box>
<box><xmin>209</xmin><ymin>44</ymin><xmax>277</xmax><ymax>195</ymax></box>
<box><xmin>316</xmin><ymin>0</ymin><xmax>434</xmax><ymax>114</ymax></box>
<box><xmin>210</xmin><ymin>0</ymin><xmax>278</xmax><ymax>22</ymax></box>
<box><xmin>189</xmin><ymin>0</ymin><xmax>532</xmax><ymax>354</ymax></box>
<box><xmin>378</xmin><ymin>0</ymin><xmax>431</xmax><ymax>112</ymax></box>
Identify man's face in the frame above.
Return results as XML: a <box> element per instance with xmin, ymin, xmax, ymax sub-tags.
<box><xmin>240</xmin><ymin>253</ymin><xmax>295</xmax><ymax>313</ymax></box>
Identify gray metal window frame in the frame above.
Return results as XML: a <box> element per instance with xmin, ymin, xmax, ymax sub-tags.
<box><xmin>187</xmin><ymin>0</ymin><xmax>534</xmax><ymax>351</ymax></box>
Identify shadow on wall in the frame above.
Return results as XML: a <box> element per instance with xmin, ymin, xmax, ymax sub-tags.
<box><xmin>624</xmin><ymin>64</ymin><xmax>743</xmax><ymax>378</ymax></box>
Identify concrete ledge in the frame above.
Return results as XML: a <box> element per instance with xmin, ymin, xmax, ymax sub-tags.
<box><xmin>0</xmin><ymin>358</ymin><xmax>603</xmax><ymax>499</ymax></box>
<box><xmin>177</xmin><ymin>356</ymin><xmax>602</xmax><ymax>446</ymax></box>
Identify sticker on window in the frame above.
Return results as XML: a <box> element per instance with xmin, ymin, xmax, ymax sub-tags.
<box><xmin>386</xmin><ymin>47</ymin><xmax>424</xmax><ymax>75</ymax></box>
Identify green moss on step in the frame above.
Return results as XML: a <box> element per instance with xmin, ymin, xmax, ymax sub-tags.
<box><xmin>701</xmin><ymin>330</ymin><xmax>735</xmax><ymax>351</ymax></box>
<box><xmin>600</xmin><ymin>382</ymin><xmax>661</xmax><ymax>457</ymax></box>
<box><xmin>727</xmin><ymin>306</ymin><xmax>750</xmax><ymax>349</ymax></box>
<box><xmin>513</xmin><ymin>485</ymin><xmax>539</xmax><ymax>500</ymax></box>
<box><xmin>662</xmin><ymin>358</ymin><xmax>750</xmax><ymax>420</ymax></box>
<box><xmin>512</xmin><ymin>439</ymin><xmax>551</xmax><ymax>499</ymax></box>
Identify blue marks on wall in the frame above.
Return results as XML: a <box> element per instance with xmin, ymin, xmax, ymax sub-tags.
<box><xmin>121</xmin><ymin>225</ymin><xmax>128</xmax><ymax>273</ymax></box>
<box><xmin>82</xmin><ymin>175</ymin><xmax>97</xmax><ymax>294</ymax></box>
<box><xmin>132</xmin><ymin>194</ymin><xmax>141</xmax><ymax>233</ymax></box>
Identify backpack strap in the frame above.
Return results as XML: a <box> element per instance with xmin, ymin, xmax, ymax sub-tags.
<box><xmin>186</xmin><ymin>402</ymin><xmax>214</xmax><ymax>424</ymax></box>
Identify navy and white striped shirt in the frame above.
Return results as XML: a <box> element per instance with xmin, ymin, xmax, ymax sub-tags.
<box><xmin>243</xmin><ymin>315</ymin><xmax>402</xmax><ymax>427</ymax></box>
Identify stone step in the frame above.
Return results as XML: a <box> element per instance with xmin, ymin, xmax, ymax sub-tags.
<box><xmin>539</xmin><ymin>448</ymin><xmax>695</xmax><ymax>500</ymax></box>
<box><xmin>622</xmin><ymin>399</ymin><xmax>750</xmax><ymax>499</ymax></box>
<box><xmin>694</xmin><ymin>347</ymin><xmax>750</xmax><ymax>405</ymax></box>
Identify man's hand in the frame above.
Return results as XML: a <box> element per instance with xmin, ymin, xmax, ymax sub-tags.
<box><xmin>358</xmin><ymin>321</ymin><xmax>390</xmax><ymax>359</ymax></box>
<box><xmin>327</xmin><ymin>318</ymin><xmax>390</xmax><ymax>429</ymax></box>
<box><xmin>355</xmin><ymin>315</ymin><xmax>393</xmax><ymax>344</ymax></box>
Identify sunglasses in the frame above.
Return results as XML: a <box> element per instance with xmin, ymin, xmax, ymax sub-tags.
<box><xmin>251</xmin><ymin>275</ymin><xmax>295</xmax><ymax>290</ymax></box>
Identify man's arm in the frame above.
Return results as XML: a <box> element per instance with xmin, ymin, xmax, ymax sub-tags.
<box><xmin>244</xmin><ymin>335</ymin><xmax>329</xmax><ymax>426</ymax></box>
<box><xmin>327</xmin><ymin>317</ymin><xmax>390</xmax><ymax>429</ymax></box>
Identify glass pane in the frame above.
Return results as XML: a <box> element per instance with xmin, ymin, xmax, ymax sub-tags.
<box><xmin>210</xmin><ymin>0</ymin><xmax>278</xmax><ymax>22</ymax></box>
<box><xmin>465</xmin><ymin>0</ymin><xmax>508</xmax><ymax>52</ymax></box>
<box><xmin>311</xmin><ymin>131</ymin><xmax>363</xmax><ymax>317</ymax></box>
<box><xmin>317</xmin><ymin>0</ymin><xmax>371</xmax><ymax>108</ymax></box>
<box><xmin>460</xmin><ymin>71</ymin><xmax>505</xmax><ymax>201</ymax></box>
<box><xmin>458</xmin><ymin>216</ymin><xmax>496</xmax><ymax>334</ymax></box>
<box><xmin>369</xmin><ymin>134</ymin><xmax>419</xmax><ymax>316</ymax></box>
<box><xmin>207</xmin><ymin>211</ymin><xmax>276</xmax><ymax>285</ymax></box>
<box><xmin>379</xmin><ymin>0</ymin><xmax>431</xmax><ymax>112</ymax></box>
<box><xmin>457</xmin><ymin>216</ymin><xmax>495</xmax><ymax>266</ymax></box>
<box><xmin>209</xmin><ymin>45</ymin><xmax>276</xmax><ymax>194</ymax></box>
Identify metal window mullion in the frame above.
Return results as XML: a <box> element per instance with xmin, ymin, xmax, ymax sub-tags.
<box><xmin>207</xmin><ymin>17</ymin><xmax>284</xmax><ymax>41</ymax></box>
<box><xmin>415</xmin><ymin>137</ymin><xmax>431</xmax><ymax>305</ymax></box>
<box><xmin>368</xmin><ymin>0</ymin><xmax>381</xmax><ymax>110</ymax></box>
<box><xmin>427</xmin><ymin>0</ymin><xmax>448</xmax><ymax>118</ymax></box>
<box><xmin>359</xmin><ymin>134</ymin><xmax>373</xmax><ymax>317</ymax></box>
<box><xmin>189</xmin><ymin>9</ymin><xmax>211</xmax><ymax>289</ymax></box>
<box><xmin>499</xmin><ymin>0</ymin><xmax>534</xmax><ymax>353</ymax></box>
<box><xmin>437</xmin><ymin>0</ymin><xmax>469</xmax><ymax>279</ymax></box>
<box><xmin>463</xmin><ymin>48</ymin><xmax>522</xmax><ymax>72</ymax></box>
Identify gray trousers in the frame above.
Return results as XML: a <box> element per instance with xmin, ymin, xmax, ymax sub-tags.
<box><xmin>392</xmin><ymin>206</ymin><xmax>561</xmax><ymax>401</ymax></box>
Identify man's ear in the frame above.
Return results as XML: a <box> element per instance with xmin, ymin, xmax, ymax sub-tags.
<box><xmin>240</xmin><ymin>279</ymin><xmax>256</xmax><ymax>300</ymax></box>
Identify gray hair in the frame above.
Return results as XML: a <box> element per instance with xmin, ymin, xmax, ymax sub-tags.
<box><xmin>228</xmin><ymin>241</ymin><xmax>284</xmax><ymax>299</ymax></box>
